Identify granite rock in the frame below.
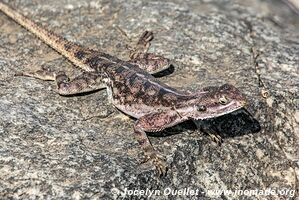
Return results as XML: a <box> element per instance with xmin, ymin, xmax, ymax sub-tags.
<box><xmin>0</xmin><ymin>0</ymin><xmax>298</xmax><ymax>199</ymax></box>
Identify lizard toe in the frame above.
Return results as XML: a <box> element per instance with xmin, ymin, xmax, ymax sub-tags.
<box><xmin>139</xmin><ymin>153</ymin><xmax>168</xmax><ymax>176</ymax></box>
<box><xmin>149</xmin><ymin>153</ymin><xmax>168</xmax><ymax>176</ymax></box>
<box><xmin>153</xmin><ymin>156</ymin><xmax>168</xmax><ymax>176</ymax></box>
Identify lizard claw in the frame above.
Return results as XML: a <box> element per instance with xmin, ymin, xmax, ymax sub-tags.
<box><xmin>140</xmin><ymin>153</ymin><xmax>168</xmax><ymax>176</ymax></box>
<box><xmin>208</xmin><ymin>133</ymin><xmax>223</xmax><ymax>146</ymax></box>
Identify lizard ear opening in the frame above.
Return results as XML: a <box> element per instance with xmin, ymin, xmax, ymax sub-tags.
<box><xmin>197</xmin><ymin>105</ymin><xmax>207</xmax><ymax>112</ymax></box>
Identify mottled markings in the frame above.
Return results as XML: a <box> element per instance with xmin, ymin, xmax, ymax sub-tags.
<box><xmin>127</xmin><ymin>74</ymin><xmax>137</xmax><ymax>87</ymax></box>
<box><xmin>74</xmin><ymin>50</ymin><xmax>86</xmax><ymax>60</ymax></box>
<box><xmin>99</xmin><ymin>52</ymin><xmax>117</xmax><ymax>61</ymax></box>
<box><xmin>162</xmin><ymin>92</ymin><xmax>177</xmax><ymax>104</ymax></box>
<box><xmin>101</xmin><ymin>61</ymin><xmax>114</xmax><ymax>69</ymax></box>
<box><xmin>120</xmin><ymin>96</ymin><xmax>126</xmax><ymax>103</ymax></box>
<box><xmin>104</xmin><ymin>63</ymin><xmax>121</xmax><ymax>77</ymax></box>
<box><xmin>137</xmin><ymin>98</ymin><xmax>143</xmax><ymax>104</ymax></box>
<box><xmin>130</xmin><ymin>85</ymin><xmax>141</xmax><ymax>93</ymax></box>
<box><xmin>130</xmin><ymin>76</ymin><xmax>145</xmax><ymax>93</ymax></box>
<box><xmin>120</xmin><ymin>85</ymin><xmax>126</xmax><ymax>91</ymax></box>
<box><xmin>113</xmin><ymin>87</ymin><xmax>122</xmax><ymax>98</ymax></box>
<box><xmin>197</xmin><ymin>105</ymin><xmax>207</xmax><ymax>112</ymax></box>
<box><xmin>126</xmin><ymin>95</ymin><xmax>134</xmax><ymax>102</ymax></box>
<box><xmin>85</xmin><ymin>56</ymin><xmax>102</xmax><ymax>68</ymax></box>
<box><xmin>115</xmin><ymin>66</ymin><xmax>125</xmax><ymax>74</ymax></box>
<box><xmin>145</xmin><ymin>83</ymin><xmax>160</xmax><ymax>96</ymax></box>
<box><xmin>113</xmin><ymin>73</ymin><xmax>122</xmax><ymax>81</ymax></box>
<box><xmin>64</xmin><ymin>42</ymin><xmax>72</xmax><ymax>51</ymax></box>
<box><xmin>122</xmin><ymin>69</ymin><xmax>136</xmax><ymax>81</ymax></box>
<box><xmin>74</xmin><ymin>82</ymin><xmax>84</xmax><ymax>90</ymax></box>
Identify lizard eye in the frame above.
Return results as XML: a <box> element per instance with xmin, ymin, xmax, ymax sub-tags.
<box><xmin>197</xmin><ymin>105</ymin><xmax>207</xmax><ymax>112</ymax></box>
<box><xmin>219</xmin><ymin>95</ymin><xmax>229</xmax><ymax>105</ymax></box>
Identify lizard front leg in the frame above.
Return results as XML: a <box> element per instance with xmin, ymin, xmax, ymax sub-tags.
<box><xmin>193</xmin><ymin>120</ymin><xmax>223</xmax><ymax>145</ymax></box>
<box><xmin>16</xmin><ymin>70</ymin><xmax>106</xmax><ymax>95</ymax></box>
<box><xmin>129</xmin><ymin>31</ymin><xmax>170</xmax><ymax>74</ymax></box>
<box><xmin>134</xmin><ymin>110</ymin><xmax>187</xmax><ymax>175</ymax></box>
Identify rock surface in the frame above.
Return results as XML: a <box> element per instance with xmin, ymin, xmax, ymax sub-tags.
<box><xmin>0</xmin><ymin>0</ymin><xmax>298</xmax><ymax>199</ymax></box>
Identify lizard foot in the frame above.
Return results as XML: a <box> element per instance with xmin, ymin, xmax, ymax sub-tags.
<box><xmin>140</xmin><ymin>153</ymin><xmax>168</xmax><ymax>176</ymax></box>
<box><xmin>14</xmin><ymin>68</ymin><xmax>56</xmax><ymax>81</ymax></box>
<box><xmin>208</xmin><ymin>133</ymin><xmax>223</xmax><ymax>146</ymax></box>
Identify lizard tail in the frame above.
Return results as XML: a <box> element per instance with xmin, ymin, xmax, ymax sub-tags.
<box><xmin>0</xmin><ymin>2</ymin><xmax>94</xmax><ymax>71</ymax></box>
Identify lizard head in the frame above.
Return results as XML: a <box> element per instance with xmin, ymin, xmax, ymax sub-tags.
<box><xmin>178</xmin><ymin>84</ymin><xmax>247</xmax><ymax>120</ymax></box>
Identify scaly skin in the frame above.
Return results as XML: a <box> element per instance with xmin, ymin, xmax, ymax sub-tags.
<box><xmin>0</xmin><ymin>2</ymin><xmax>247</xmax><ymax>175</ymax></box>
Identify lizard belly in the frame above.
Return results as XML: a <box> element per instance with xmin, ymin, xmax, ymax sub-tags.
<box><xmin>113</xmin><ymin>103</ymin><xmax>160</xmax><ymax>119</ymax></box>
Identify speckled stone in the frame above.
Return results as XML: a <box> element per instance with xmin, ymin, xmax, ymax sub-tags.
<box><xmin>0</xmin><ymin>0</ymin><xmax>298</xmax><ymax>199</ymax></box>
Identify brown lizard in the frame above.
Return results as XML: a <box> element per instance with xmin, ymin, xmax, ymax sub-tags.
<box><xmin>0</xmin><ymin>2</ymin><xmax>247</xmax><ymax>175</ymax></box>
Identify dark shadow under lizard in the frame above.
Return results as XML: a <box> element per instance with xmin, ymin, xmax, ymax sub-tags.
<box><xmin>148</xmin><ymin>108</ymin><xmax>261</xmax><ymax>140</ymax></box>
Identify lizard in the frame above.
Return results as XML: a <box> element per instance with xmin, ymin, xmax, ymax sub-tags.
<box><xmin>0</xmin><ymin>2</ymin><xmax>247</xmax><ymax>175</ymax></box>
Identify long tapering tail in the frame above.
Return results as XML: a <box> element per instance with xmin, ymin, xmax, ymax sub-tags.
<box><xmin>0</xmin><ymin>2</ymin><xmax>93</xmax><ymax>71</ymax></box>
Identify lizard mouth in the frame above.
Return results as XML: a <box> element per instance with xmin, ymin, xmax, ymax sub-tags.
<box><xmin>195</xmin><ymin>100</ymin><xmax>246</xmax><ymax>120</ymax></box>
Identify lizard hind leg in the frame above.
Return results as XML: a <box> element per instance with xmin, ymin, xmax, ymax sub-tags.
<box><xmin>55</xmin><ymin>71</ymin><xmax>106</xmax><ymax>95</ymax></box>
<box><xmin>16</xmin><ymin>69</ymin><xmax>106</xmax><ymax>95</ymax></box>
<box><xmin>129</xmin><ymin>31</ymin><xmax>171</xmax><ymax>74</ymax></box>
